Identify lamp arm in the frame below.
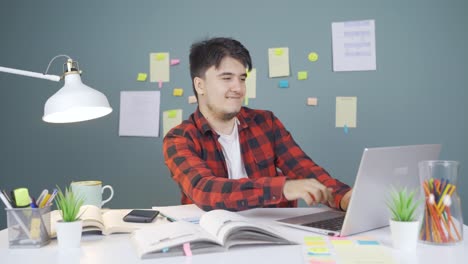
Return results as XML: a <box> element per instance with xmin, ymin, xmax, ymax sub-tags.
<box><xmin>0</xmin><ymin>66</ymin><xmax>60</xmax><ymax>82</ymax></box>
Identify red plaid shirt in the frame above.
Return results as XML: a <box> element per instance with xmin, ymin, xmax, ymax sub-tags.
<box><xmin>163</xmin><ymin>107</ymin><xmax>351</xmax><ymax>211</ymax></box>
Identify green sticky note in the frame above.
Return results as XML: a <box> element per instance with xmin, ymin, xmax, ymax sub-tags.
<box><xmin>298</xmin><ymin>71</ymin><xmax>308</xmax><ymax>80</ymax></box>
<box><xmin>274</xmin><ymin>48</ymin><xmax>283</xmax><ymax>56</ymax></box>
<box><xmin>168</xmin><ymin>110</ymin><xmax>177</xmax><ymax>118</ymax></box>
<box><xmin>137</xmin><ymin>73</ymin><xmax>147</xmax><ymax>81</ymax></box>
<box><xmin>13</xmin><ymin>188</ymin><xmax>31</xmax><ymax>207</ymax></box>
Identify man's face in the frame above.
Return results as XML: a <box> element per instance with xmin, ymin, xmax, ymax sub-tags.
<box><xmin>198</xmin><ymin>57</ymin><xmax>247</xmax><ymax>121</ymax></box>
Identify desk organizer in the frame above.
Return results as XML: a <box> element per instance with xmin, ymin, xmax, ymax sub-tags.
<box><xmin>5</xmin><ymin>206</ymin><xmax>51</xmax><ymax>248</ymax></box>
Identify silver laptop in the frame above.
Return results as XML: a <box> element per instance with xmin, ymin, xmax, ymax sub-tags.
<box><xmin>277</xmin><ymin>144</ymin><xmax>441</xmax><ymax>237</ymax></box>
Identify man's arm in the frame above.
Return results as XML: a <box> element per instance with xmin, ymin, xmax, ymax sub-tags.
<box><xmin>163</xmin><ymin>129</ymin><xmax>286</xmax><ymax>211</ymax></box>
<box><xmin>270</xmin><ymin>113</ymin><xmax>352</xmax><ymax>210</ymax></box>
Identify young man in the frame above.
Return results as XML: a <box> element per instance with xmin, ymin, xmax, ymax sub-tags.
<box><xmin>163</xmin><ymin>37</ymin><xmax>352</xmax><ymax>211</ymax></box>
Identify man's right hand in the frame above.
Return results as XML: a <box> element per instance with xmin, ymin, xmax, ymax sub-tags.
<box><xmin>282</xmin><ymin>179</ymin><xmax>333</xmax><ymax>206</ymax></box>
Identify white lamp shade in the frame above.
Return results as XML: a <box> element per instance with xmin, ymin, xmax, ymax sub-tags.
<box><xmin>42</xmin><ymin>73</ymin><xmax>112</xmax><ymax>123</ymax></box>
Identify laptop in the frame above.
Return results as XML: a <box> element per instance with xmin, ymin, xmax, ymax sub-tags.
<box><xmin>277</xmin><ymin>144</ymin><xmax>441</xmax><ymax>236</ymax></box>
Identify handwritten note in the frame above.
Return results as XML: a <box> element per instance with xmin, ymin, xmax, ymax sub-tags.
<box><xmin>163</xmin><ymin>109</ymin><xmax>182</xmax><ymax>137</ymax></box>
<box><xmin>335</xmin><ymin>96</ymin><xmax>357</xmax><ymax>128</ymax></box>
<box><xmin>119</xmin><ymin>91</ymin><xmax>160</xmax><ymax>137</ymax></box>
<box><xmin>245</xmin><ymin>68</ymin><xmax>256</xmax><ymax>98</ymax></box>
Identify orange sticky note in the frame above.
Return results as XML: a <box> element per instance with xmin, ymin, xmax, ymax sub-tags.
<box><xmin>188</xmin><ymin>95</ymin><xmax>197</xmax><ymax>104</ymax></box>
<box><xmin>307</xmin><ymin>97</ymin><xmax>318</xmax><ymax>106</ymax></box>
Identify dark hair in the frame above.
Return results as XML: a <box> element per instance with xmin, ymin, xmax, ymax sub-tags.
<box><xmin>189</xmin><ymin>37</ymin><xmax>252</xmax><ymax>99</ymax></box>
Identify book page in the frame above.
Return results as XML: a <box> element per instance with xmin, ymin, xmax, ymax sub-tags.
<box><xmin>152</xmin><ymin>204</ymin><xmax>205</xmax><ymax>223</ymax></box>
<box><xmin>49</xmin><ymin>205</ymin><xmax>104</xmax><ymax>237</ymax></box>
<box><xmin>131</xmin><ymin>221</ymin><xmax>220</xmax><ymax>258</ymax></box>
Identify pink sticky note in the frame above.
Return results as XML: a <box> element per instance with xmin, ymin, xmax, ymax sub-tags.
<box><xmin>158</xmin><ymin>80</ymin><xmax>163</xmax><ymax>88</ymax></box>
<box><xmin>170</xmin><ymin>59</ymin><xmax>180</xmax><ymax>66</ymax></box>
<box><xmin>183</xmin><ymin>243</ymin><xmax>192</xmax><ymax>256</ymax></box>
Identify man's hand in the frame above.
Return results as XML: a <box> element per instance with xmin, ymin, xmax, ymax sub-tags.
<box><xmin>340</xmin><ymin>189</ymin><xmax>352</xmax><ymax>211</ymax></box>
<box><xmin>283</xmin><ymin>179</ymin><xmax>333</xmax><ymax>206</ymax></box>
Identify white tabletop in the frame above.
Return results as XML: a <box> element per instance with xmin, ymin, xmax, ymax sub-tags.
<box><xmin>0</xmin><ymin>208</ymin><xmax>467</xmax><ymax>264</ymax></box>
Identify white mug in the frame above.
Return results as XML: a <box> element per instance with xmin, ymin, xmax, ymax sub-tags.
<box><xmin>70</xmin><ymin>181</ymin><xmax>114</xmax><ymax>208</ymax></box>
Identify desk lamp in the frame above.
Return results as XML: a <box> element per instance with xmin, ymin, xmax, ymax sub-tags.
<box><xmin>0</xmin><ymin>55</ymin><xmax>112</xmax><ymax>123</ymax></box>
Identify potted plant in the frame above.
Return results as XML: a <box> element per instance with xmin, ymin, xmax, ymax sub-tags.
<box><xmin>54</xmin><ymin>186</ymin><xmax>84</xmax><ymax>248</ymax></box>
<box><xmin>387</xmin><ymin>186</ymin><xmax>421</xmax><ymax>250</ymax></box>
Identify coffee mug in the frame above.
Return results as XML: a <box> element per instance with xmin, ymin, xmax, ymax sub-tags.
<box><xmin>70</xmin><ymin>181</ymin><xmax>114</xmax><ymax>208</ymax></box>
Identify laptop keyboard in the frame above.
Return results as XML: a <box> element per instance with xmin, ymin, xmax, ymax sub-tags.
<box><xmin>304</xmin><ymin>216</ymin><xmax>345</xmax><ymax>231</ymax></box>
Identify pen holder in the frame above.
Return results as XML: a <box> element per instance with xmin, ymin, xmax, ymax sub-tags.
<box><xmin>5</xmin><ymin>205</ymin><xmax>52</xmax><ymax>248</ymax></box>
<box><xmin>418</xmin><ymin>160</ymin><xmax>464</xmax><ymax>245</ymax></box>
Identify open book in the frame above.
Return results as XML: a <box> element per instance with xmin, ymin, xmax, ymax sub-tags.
<box><xmin>131</xmin><ymin>209</ymin><xmax>296</xmax><ymax>259</ymax></box>
<box><xmin>50</xmin><ymin>205</ymin><xmax>165</xmax><ymax>237</ymax></box>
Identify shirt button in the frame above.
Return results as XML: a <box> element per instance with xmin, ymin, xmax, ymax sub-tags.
<box><xmin>272</xmin><ymin>196</ymin><xmax>277</xmax><ymax>200</ymax></box>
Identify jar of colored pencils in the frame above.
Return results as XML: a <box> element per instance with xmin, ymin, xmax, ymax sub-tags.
<box><xmin>419</xmin><ymin>160</ymin><xmax>463</xmax><ymax>245</ymax></box>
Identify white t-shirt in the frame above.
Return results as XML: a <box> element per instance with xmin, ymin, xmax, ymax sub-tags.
<box><xmin>217</xmin><ymin>119</ymin><xmax>248</xmax><ymax>180</ymax></box>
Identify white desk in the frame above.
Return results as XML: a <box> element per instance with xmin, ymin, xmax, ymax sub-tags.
<box><xmin>0</xmin><ymin>208</ymin><xmax>467</xmax><ymax>264</ymax></box>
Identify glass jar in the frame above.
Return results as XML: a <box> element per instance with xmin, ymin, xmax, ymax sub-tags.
<box><xmin>419</xmin><ymin>160</ymin><xmax>463</xmax><ymax>245</ymax></box>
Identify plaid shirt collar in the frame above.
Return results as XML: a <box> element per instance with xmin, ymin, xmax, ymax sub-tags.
<box><xmin>193</xmin><ymin>107</ymin><xmax>250</xmax><ymax>136</ymax></box>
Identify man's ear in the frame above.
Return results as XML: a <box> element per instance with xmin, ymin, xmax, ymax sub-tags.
<box><xmin>194</xmin><ymin>77</ymin><xmax>205</xmax><ymax>95</ymax></box>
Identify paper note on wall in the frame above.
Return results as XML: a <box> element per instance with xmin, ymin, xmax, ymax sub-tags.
<box><xmin>119</xmin><ymin>91</ymin><xmax>160</xmax><ymax>137</ymax></box>
<box><xmin>335</xmin><ymin>97</ymin><xmax>357</xmax><ymax>128</ymax></box>
<box><xmin>268</xmin><ymin>47</ymin><xmax>290</xmax><ymax>77</ymax></box>
<box><xmin>163</xmin><ymin>109</ymin><xmax>182</xmax><ymax>137</ymax></box>
<box><xmin>332</xmin><ymin>20</ymin><xmax>376</xmax><ymax>71</ymax></box>
<box><xmin>245</xmin><ymin>68</ymin><xmax>256</xmax><ymax>98</ymax></box>
<box><xmin>150</xmin><ymin>52</ymin><xmax>170</xmax><ymax>82</ymax></box>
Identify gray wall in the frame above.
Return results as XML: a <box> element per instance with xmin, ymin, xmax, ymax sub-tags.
<box><xmin>1</xmin><ymin>0</ymin><xmax>467</xmax><ymax>229</ymax></box>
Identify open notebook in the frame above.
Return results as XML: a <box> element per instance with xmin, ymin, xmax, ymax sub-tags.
<box><xmin>277</xmin><ymin>144</ymin><xmax>441</xmax><ymax>236</ymax></box>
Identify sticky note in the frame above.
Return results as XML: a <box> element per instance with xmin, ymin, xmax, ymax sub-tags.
<box><xmin>308</xmin><ymin>247</ymin><xmax>330</xmax><ymax>255</ymax></box>
<box><xmin>183</xmin><ymin>243</ymin><xmax>192</xmax><ymax>256</ymax></box>
<box><xmin>308</xmin><ymin>52</ymin><xmax>319</xmax><ymax>62</ymax></box>
<box><xmin>168</xmin><ymin>110</ymin><xmax>177</xmax><ymax>118</ymax></box>
<box><xmin>305</xmin><ymin>241</ymin><xmax>327</xmax><ymax>246</ymax></box>
<box><xmin>137</xmin><ymin>73</ymin><xmax>147</xmax><ymax>81</ymax></box>
<box><xmin>158</xmin><ymin>80</ymin><xmax>163</xmax><ymax>88</ymax></box>
<box><xmin>155</xmin><ymin>53</ymin><xmax>166</xmax><ymax>60</ymax></box>
<box><xmin>274</xmin><ymin>48</ymin><xmax>284</xmax><ymax>56</ymax></box>
<box><xmin>330</xmin><ymin>239</ymin><xmax>353</xmax><ymax>246</ymax></box>
<box><xmin>188</xmin><ymin>95</ymin><xmax>197</xmax><ymax>104</ymax></box>
<box><xmin>357</xmin><ymin>240</ymin><xmax>380</xmax><ymax>245</ymax></box>
<box><xmin>13</xmin><ymin>188</ymin><xmax>31</xmax><ymax>207</ymax></box>
<box><xmin>150</xmin><ymin>52</ymin><xmax>170</xmax><ymax>83</ymax></box>
<box><xmin>298</xmin><ymin>71</ymin><xmax>308</xmax><ymax>80</ymax></box>
<box><xmin>173</xmin><ymin>88</ymin><xmax>183</xmax><ymax>96</ymax></box>
<box><xmin>307</xmin><ymin>97</ymin><xmax>318</xmax><ymax>106</ymax></box>
<box><xmin>170</xmin><ymin>59</ymin><xmax>180</xmax><ymax>65</ymax></box>
<box><xmin>244</xmin><ymin>96</ymin><xmax>249</xmax><ymax>106</ymax></box>
<box><xmin>279</xmin><ymin>80</ymin><xmax>289</xmax><ymax>88</ymax></box>
<box><xmin>268</xmin><ymin>47</ymin><xmax>290</xmax><ymax>77</ymax></box>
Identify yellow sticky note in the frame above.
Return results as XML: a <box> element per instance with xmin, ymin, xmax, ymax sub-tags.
<box><xmin>308</xmin><ymin>247</ymin><xmax>330</xmax><ymax>254</ymax></box>
<box><xmin>274</xmin><ymin>48</ymin><xmax>284</xmax><ymax>56</ymax></box>
<box><xmin>308</xmin><ymin>52</ymin><xmax>319</xmax><ymax>62</ymax></box>
<box><xmin>137</xmin><ymin>73</ymin><xmax>147</xmax><ymax>81</ymax></box>
<box><xmin>173</xmin><ymin>88</ymin><xmax>183</xmax><ymax>97</ymax></box>
<box><xmin>155</xmin><ymin>53</ymin><xmax>166</xmax><ymax>60</ymax></box>
<box><xmin>298</xmin><ymin>71</ymin><xmax>308</xmax><ymax>80</ymax></box>
<box><xmin>331</xmin><ymin>239</ymin><xmax>353</xmax><ymax>246</ymax></box>
<box><xmin>305</xmin><ymin>241</ymin><xmax>327</xmax><ymax>246</ymax></box>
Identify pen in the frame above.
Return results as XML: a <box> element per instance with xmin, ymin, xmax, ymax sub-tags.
<box><xmin>36</xmin><ymin>189</ymin><xmax>48</xmax><ymax>207</ymax></box>
<box><xmin>159</xmin><ymin>212</ymin><xmax>176</xmax><ymax>222</ymax></box>
<box><xmin>45</xmin><ymin>189</ymin><xmax>58</xmax><ymax>207</ymax></box>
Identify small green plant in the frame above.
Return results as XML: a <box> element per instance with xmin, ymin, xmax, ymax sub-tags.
<box><xmin>387</xmin><ymin>187</ymin><xmax>421</xmax><ymax>222</ymax></box>
<box><xmin>54</xmin><ymin>186</ymin><xmax>84</xmax><ymax>222</ymax></box>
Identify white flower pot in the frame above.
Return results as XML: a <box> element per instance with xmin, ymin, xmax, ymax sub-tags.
<box><xmin>56</xmin><ymin>220</ymin><xmax>83</xmax><ymax>249</ymax></box>
<box><xmin>389</xmin><ymin>219</ymin><xmax>420</xmax><ymax>251</ymax></box>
